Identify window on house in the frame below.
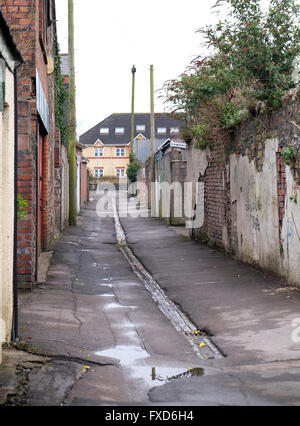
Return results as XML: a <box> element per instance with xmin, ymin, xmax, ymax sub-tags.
<box><xmin>115</xmin><ymin>127</ymin><xmax>125</xmax><ymax>135</ymax></box>
<box><xmin>94</xmin><ymin>168</ymin><xmax>104</xmax><ymax>178</ymax></box>
<box><xmin>157</xmin><ymin>127</ymin><xmax>167</xmax><ymax>134</ymax></box>
<box><xmin>136</xmin><ymin>125</ymin><xmax>145</xmax><ymax>132</ymax></box>
<box><xmin>116</xmin><ymin>148</ymin><xmax>125</xmax><ymax>157</ymax></box>
<box><xmin>95</xmin><ymin>148</ymin><xmax>103</xmax><ymax>157</ymax></box>
<box><xmin>170</xmin><ymin>127</ymin><xmax>180</xmax><ymax>134</ymax></box>
<box><xmin>100</xmin><ymin>128</ymin><xmax>109</xmax><ymax>135</ymax></box>
<box><xmin>116</xmin><ymin>168</ymin><xmax>126</xmax><ymax>178</ymax></box>
<box><xmin>39</xmin><ymin>0</ymin><xmax>51</xmax><ymax>46</ymax></box>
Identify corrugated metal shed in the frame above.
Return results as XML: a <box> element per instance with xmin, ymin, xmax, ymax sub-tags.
<box><xmin>134</xmin><ymin>138</ymin><xmax>166</xmax><ymax>164</ymax></box>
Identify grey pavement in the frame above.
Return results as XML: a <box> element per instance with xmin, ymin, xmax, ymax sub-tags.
<box><xmin>1</xmin><ymin>192</ymin><xmax>300</xmax><ymax>406</ymax></box>
<box><xmin>120</xmin><ymin>213</ymin><xmax>300</xmax><ymax>367</ymax></box>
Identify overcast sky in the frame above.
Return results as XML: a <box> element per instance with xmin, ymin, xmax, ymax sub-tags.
<box><xmin>56</xmin><ymin>0</ymin><xmax>226</xmax><ymax>136</ymax></box>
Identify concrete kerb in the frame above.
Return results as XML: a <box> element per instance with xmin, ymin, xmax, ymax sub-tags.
<box><xmin>110</xmin><ymin>196</ymin><xmax>224</xmax><ymax>361</ymax></box>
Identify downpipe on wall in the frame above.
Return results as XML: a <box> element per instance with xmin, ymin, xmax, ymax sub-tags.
<box><xmin>12</xmin><ymin>61</ymin><xmax>23</xmax><ymax>341</ymax></box>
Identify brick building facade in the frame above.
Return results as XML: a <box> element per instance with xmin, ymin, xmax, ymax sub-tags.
<box><xmin>0</xmin><ymin>0</ymin><xmax>62</xmax><ymax>288</ymax></box>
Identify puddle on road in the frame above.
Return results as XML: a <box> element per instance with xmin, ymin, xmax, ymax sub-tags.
<box><xmin>95</xmin><ymin>345</ymin><xmax>149</xmax><ymax>364</ymax></box>
<box><xmin>98</xmin><ymin>294</ymin><xmax>114</xmax><ymax>297</ymax></box>
<box><xmin>93</xmin><ymin>263</ymin><xmax>110</xmax><ymax>269</ymax></box>
<box><xmin>95</xmin><ymin>344</ymin><xmax>205</xmax><ymax>389</ymax></box>
<box><xmin>103</xmin><ymin>303</ymin><xmax>137</xmax><ymax>311</ymax></box>
<box><xmin>132</xmin><ymin>366</ymin><xmax>205</xmax><ymax>387</ymax></box>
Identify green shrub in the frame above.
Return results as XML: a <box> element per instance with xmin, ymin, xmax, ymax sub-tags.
<box><xmin>127</xmin><ymin>153</ymin><xmax>142</xmax><ymax>183</ymax></box>
<box><xmin>17</xmin><ymin>195</ymin><xmax>29</xmax><ymax>220</ymax></box>
<box><xmin>281</xmin><ymin>146</ymin><xmax>296</xmax><ymax>165</ymax></box>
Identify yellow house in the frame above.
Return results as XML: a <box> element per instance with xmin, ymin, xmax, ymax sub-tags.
<box><xmin>83</xmin><ymin>140</ymin><xmax>130</xmax><ymax>184</ymax></box>
<box><xmin>80</xmin><ymin>113</ymin><xmax>186</xmax><ymax>185</ymax></box>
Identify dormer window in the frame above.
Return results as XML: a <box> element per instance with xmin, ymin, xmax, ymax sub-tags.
<box><xmin>170</xmin><ymin>127</ymin><xmax>180</xmax><ymax>134</ymax></box>
<box><xmin>100</xmin><ymin>128</ymin><xmax>109</xmax><ymax>135</ymax></box>
<box><xmin>157</xmin><ymin>127</ymin><xmax>167</xmax><ymax>134</ymax></box>
<box><xmin>115</xmin><ymin>127</ymin><xmax>125</xmax><ymax>135</ymax></box>
<box><xmin>136</xmin><ymin>125</ymin><xmax>145</xmax><ymax>132</ymax></box>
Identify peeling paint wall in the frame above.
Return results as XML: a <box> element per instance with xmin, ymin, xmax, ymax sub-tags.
<box><xmin>230</xmin><ymin>139</ymin><xmax>281</xmax><ymax>273</ymax></box>
<box><xmin>281</xmin><ymin>162</ymin><xmax>300</xmax><ymax>284</ymax></box>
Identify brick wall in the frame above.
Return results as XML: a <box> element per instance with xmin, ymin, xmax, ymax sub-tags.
<box><xmin>1</xmin><ymin>0</ymin><xmax>59</xmax><ymax>288</ymax></box>
<box><xmin>190</xmin><ymin>87</ymin><xmax>300</xmax><ymax>286</ymax></box>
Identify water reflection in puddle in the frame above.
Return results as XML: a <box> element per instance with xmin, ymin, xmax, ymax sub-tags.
<box><xmin>95</xmin><ymin>345</ymin><xmax>149</xmax><ymax>365</ymax></box>
<box><xmin>103</xmin><ymin>303</ymin><xmax>137</xmax><ymax>311</ymax></box>
<box><xmin>95</xmin><ymin>345</ymin><xmax>204</xmax><ymax>388</ymax></box>
<box><xmin>98</xmin><ymin>294</ymin><xmax>114</xmax><ymax>297</ymax></box>
<box><xmin>131</xmin><ymin>366</ymin><xmax>204</xmax><ymax>387</ymax></box>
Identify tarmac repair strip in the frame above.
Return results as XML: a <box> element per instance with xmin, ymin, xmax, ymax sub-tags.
<box><xmin>111</xmin><ymin>196</ymin><xmax>224</xmax><ymax>361</ymax></box>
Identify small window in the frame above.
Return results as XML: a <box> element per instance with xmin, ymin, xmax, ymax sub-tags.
<box><xmin>116</xmin><ymin>148</ymin><xmax>125</xmax><ymax>157</ymax></box>
<box><xmin>115</xmin><ymin>127</ymin><xmax>125</xmax><ymax>135</ymax></box>
<box><xmin>116</xmin><ymin>168</ymin><xmax>126</xmax><ymax>178</ymax></box>
<box><xmin>100</xmin><ymin>128</ymin><xmax>109</xmax><ymax>135</ymax></box>
<box><xmin>157</xmin><ymin>127</ymin><xmax>167</xmax><ymax>134</ymax></box>
<box><xmin>95</xmin><ymin>148</ymin><xmax>103</xmax><ymax>157</ymax></box>
<box><xmin>95</xmin><ymin>168</ymin><xmax>104</xmax><ymax>178</ymax></box>
<box><xmin>170</xmin><ymin>127</ymin><xmax>180</xmax><ymax>134</ymax></box>
<box><xmin>136</xmin><ymin>125</ymin><xmax>145</xmax><ymax>132</ymax></box>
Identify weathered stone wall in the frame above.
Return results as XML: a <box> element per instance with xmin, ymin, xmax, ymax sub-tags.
<box><xmin>0</xmin><ymin>66</ymin><xmax>16</xmax><ymax>359</ymax></box>
<box><xmin>191</xmin><ymin>87</ymin><xmax>300</xmax><ymax>286</ymax></box>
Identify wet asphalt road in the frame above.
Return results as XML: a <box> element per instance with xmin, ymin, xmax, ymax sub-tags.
<box><xmin>14</xmin><ymin>192</ymin><xmax>300</xmax><ymax>406</ymax></box>
<box><xmin>17</xmin><ymin>194</ymin><xmax>208</xmax><ymax>405</ymax></box>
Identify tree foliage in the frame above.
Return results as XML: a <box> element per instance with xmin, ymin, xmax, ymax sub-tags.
<box><xmin>163</xmin><ymin>0</ymin><xmax>300</xmax><ymax>148</ymax></box>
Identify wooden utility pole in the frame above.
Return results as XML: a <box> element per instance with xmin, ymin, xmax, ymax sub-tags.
<box><xmin>131</xmin><ymin>65</ymin><xmax>136</xmax><ymax>157</ymax></box>
<box><xmin>150</xmin><ymin>65</ymin><xmax>155</xmax><ymax>182</ymax></box>
<box><xmin>68</xmin><ymin>0</ymin><xmax>77</xmax><ymax>226</ymax></box>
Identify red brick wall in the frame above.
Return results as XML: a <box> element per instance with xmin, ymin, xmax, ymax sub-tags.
<box><xmin>1</xmin><ymin>0</ymin><xmax>58</xmax><ymax>287</ymax></box>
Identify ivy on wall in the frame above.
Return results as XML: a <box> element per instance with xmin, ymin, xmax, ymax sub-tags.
<box><xmin>54</xmin><ymin>34</ymin><xmax>68</xmax><ymax>146</ymax></box>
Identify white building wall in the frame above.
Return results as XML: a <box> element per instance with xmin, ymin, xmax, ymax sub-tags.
<box><xmin>0</xmin><ymin>66</ymin><xmax>15</xmax><ymax>364</ymax></box>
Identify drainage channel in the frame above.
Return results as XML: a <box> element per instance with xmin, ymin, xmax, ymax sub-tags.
<box><xmin>111</xmin><ymin>197</ymin><xmax>224</xmax><ymax>361</ymax></box>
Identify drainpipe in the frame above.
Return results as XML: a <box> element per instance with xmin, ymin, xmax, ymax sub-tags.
<box><xmin>35</xmin><ymin>117</ymin><xmax>39</xmax><ymax>283</ymax></box>
<box><xmin>12</xmin><ymin>62</ymin><xmax>23</xmax><ymax>341</ymax></box>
